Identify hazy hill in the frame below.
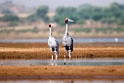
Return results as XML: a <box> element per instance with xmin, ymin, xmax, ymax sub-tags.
<box><xmin>0</xmin><ymin>1</ymin><xmax>36</xmax><ymax>14</ymax></box>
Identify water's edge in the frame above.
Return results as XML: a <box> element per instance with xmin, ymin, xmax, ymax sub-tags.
<box><xmin>0</xmin><ymin>38</ymin><xmax>124</xmax><ymax>43</ymax></box>
<box><xmin>0</xmin><ymin>75</ymin><xmax>124</xmax><ymax>80</ymax></box>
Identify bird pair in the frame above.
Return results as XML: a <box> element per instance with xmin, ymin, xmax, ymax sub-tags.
<box><xmin>48</xmin><ymin>18</ymin><xmax>74</xmax><ymax>61</ymax></box>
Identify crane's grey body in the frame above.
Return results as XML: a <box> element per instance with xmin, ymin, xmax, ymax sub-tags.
<box><xmin>48</xmin><ymin>35</ymin><xmax>59</xmax><ymax>54</ymax></box>
<box><xmin>62</xmin><ymin>33</ymin><xmax>73</xmax><ymax>53</ymax></box>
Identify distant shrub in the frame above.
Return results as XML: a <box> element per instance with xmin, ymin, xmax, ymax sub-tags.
<box><xmin>27</xmin><ymin>14</ymin><xmax>38</xmax><ymax>22</ymax></box>
<box><xmin>114</xmin><ymin>27</ymin><xmax>124</xmax><ymax>33</ymax></box>
<box><xmin>8</xmin><ymin>22</ymin><xmax>18</xmax><ymax>26</ymax></box>
<box><xmin>74</xmin><ymin>27</ymin><xmax>91</xmax><ymax>33</ymax></box>
<box><xmin>36</xmin><ymin>5</ymin><xmax>50</xmax><ymax>23</ymax></box>
<box><xmin>31</xmin><ymin>27</ymin><xmax>39</xmax><ymax>33</ymax></box>
<box><xmin>2</xmin><ymin>14</ymin><xmax>19</xmax><ymax>22</ymax></box>
<box><xmin>42</xmin><ymin>16</ymin><xmax>49</xmax><ymax>23</ymax></box>
<box><xmin>76</xmin><ymin>20</ymin><xmax>86</xmax><ymax>24</ymax></box>
<box><xmin>95</xmin><ymin>28</ymin><xmax>107</xmax><ymax>34</ymax></box>
<box><xmin>95</xmin><ymin>27</ymin><xmax>124</xmax><ymax>34</ymax></box>
<box><xmin>0</xmin><ymin>29</ymin><xmax>14</xmax><ymax>34</ymax></box>
<box><xmin>15</xmin><ymin>27</ymin><xmax>39</xmax><ymax>34</ymax></box>
<box><xmin>2</xmin><ymin>10</ymin><xmax>13</xmax><ymax>14</ymax></box>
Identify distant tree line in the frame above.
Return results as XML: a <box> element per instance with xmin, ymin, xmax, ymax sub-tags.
<box><xmin>0</xmin><ymin>2</ymin><xmax>124</xmax><ymax>26</ymax></box>
<box><xmin>27</xmin><ymin>2</ymin><xmax>124</xmax><ymax>26</ymax></box>
<box><xmin>53</xmin><ymin>3</ymin><xmax>124</xmax><ymax>26</ymax></box>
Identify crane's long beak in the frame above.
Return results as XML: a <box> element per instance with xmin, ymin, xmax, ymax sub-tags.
<box><xmin>50</xmin><ymin>23</ymin><xmax>56</xmax><ymax>27</ymax></box>
<box><xmin>68</xmin><ymin>18</ymin><xmax>74</xmax><ymax>22</ymax></box>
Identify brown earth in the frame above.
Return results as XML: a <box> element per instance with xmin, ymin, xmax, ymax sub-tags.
<box><xmin>0</xmin><ymin>42</ymin><xmax>124</xmax><ymax>79</ymax></box>
<box><xmin>0</xmin><ymin>42</ymin><xmax>124</xmax><ymax>59</ymax></box>
<box><xmin>0</xmin><ymin>65</ymin><xmax>124</xmax><ymax>76</ymax></box>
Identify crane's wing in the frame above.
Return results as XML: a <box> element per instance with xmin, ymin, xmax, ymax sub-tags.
<box><xmin>48</xmin><ymin>36</ymin><xmax>59</xmax><ymax>54</ymax></box>
<box><xmin>70</xmin><ymin>37</ymin><xmax>73</xmax><ymax>52</ymax></box>
<box><xmin>62</xmin><ymin>34</ymin><xmax>73</xmax><ymax>47</ymax></box>
<box><xmin>48</xmin><ymin>36</ymin><xmax>58</xmax><ymax>48</ymax></box>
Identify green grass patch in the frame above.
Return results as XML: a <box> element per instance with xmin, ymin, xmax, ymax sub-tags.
<box><xmin>74</xmin><ymin>27</ymin><xmax>91</xmax><ymax>33</ymax></box>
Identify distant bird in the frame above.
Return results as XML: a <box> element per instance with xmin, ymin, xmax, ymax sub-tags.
<box><xmin>48</xmin><ymin>23</ymin><xmax>59</xmax><ymax>60</ymax></box>
<box><xmin>62</xmin><ymin>18</ymin><xmax>74</xmax><ymax>61</ymax></box>
<box><xmin>114</xmin><ymin>38</ymin><xmax>118</xmax><ymax>42</ymax></box>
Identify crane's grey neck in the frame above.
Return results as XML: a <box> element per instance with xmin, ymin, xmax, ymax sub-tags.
<box><xmin>65</xmin><ymin>23</ymin><xmax>68</xmax><ymax>34</ymax></box>
<box><xmin>49</xmin><ymin>28</ymin><xmax>52</xmax><ymax>36</ymax></box>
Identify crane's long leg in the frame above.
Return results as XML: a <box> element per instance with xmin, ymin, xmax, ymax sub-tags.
<box><xmin>64</xmin><ymin>54</ymin><xmax>66</xmax><ymax>65</ymax></box>
<box><xmin>55</xmin><ymin>55</ymin><xmax>58</xmax><ymax>60</ymax></box>
<box><xmin>54</xmin><ymin>51</ymin><xmax>58</xmax><ymax>66</ymax></box>
<box><xmin>68</xmin><ymin>50</ymin><xmax>72</xmax><ymax>65</ymax></box>
<box><xmin>51</xmin><ymin>55</ymin><xmax>53</xmax><ymax>66</ymax></box>
<box><xmin>54</xmin><ymin>51</ymin><xmax>58</xmax><ymax>60</ymax></box>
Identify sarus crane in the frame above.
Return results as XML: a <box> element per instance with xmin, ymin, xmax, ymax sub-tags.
<box><xmin>48</xmin><ymin>23</ymin><xmax>59</xmax><ymax>61</ymax></box>
<box><xmin>62</xmin><ymin>18</ymin><xmax>74</xmax><ymax>63</ymax></box>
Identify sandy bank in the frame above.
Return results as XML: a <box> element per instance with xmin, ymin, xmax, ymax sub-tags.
<box><xmin>0</xmin><ymin>42</ymin><xmax>124</xmax><ymax>59</ymax></box>
<box><xmin>0</xmin><ymin>65</ymin><xmax>124</xmax><ymax>77</ymax></box>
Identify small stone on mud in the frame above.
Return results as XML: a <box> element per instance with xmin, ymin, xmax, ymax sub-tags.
<box><xmin>30</xmin><ymin>64</ymin><xmax>33</xmax><ymax>66</ymax></box>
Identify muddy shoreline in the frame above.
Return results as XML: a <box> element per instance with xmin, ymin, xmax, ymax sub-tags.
<box><xmin>0</xmin><ymin>75</ymin><xmax>124</xmax><ymax>80</ymax></box>
<box><xmin>0</xmin><ymin>65</ymin><xmax>124</xmax><ymax>77</ymax></box>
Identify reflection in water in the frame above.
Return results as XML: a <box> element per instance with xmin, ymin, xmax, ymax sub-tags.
<box><xmin>0</xmin><ymin>58</ymin><xmax>124</xmax><ymax>66</ymax></box>
<box><xmin>0</xmin><ymin>79</ymin><xmax>124</xmax><ymax>83</ymax></box>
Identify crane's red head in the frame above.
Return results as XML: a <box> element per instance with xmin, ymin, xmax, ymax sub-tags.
<box><xmin>48</xmin><ymin>23</ymin><xmax>56</xmax><ymax>28</ymax></box>
<box><xmin>65</xmin><ymin>18</ymin><xmax>68</xmax><ymax>24</ymax></box>
<box><xmin>48</xmin><ymin>23</ymin><xmax>51</xmax><ymax>27</ymax></box>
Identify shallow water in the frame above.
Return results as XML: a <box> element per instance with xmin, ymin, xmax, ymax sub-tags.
<box><xmin>0</xmin><ymin>38</ymin><xmax>124</xmax><ymax>43</ymax></box>
<box><xmin>0</xmin><ymin>58</ymin><xmax>124</xmax><ymax>82</ymax></box>
<box><xmin>0</xmin><ymin>79</ymin><xmax>124</xmax><ymax>83</ymax></box>
<box><xmin>0</xmin><ymin>58</ymin><xmax>124</xmax><ymax>66</ymax></box>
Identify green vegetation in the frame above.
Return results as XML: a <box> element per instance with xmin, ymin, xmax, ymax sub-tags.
<box><xmin>74</xmin><ymin>27</ymin><xmax>91</xmax><ymax>33</ymax></box>
<box><xmin>0</xmin><ymin>14</ymin><xmax>19</xmax><ymax>22</ymax></box>
<box><xmin>36</xmin><ymin>5</ymin><xmax>49</xmax><ymax>22</ymax></box>
<box><xmin>53</xmin><ymin>6</ymin><xmax>78</xmax><ymax>26</ymax></box>
<box><xmin>27</xmin><ymin>5</ymin><xmax>50</xmax><ymax>23</ymax></box>
<box><xmin>2</xmin><ymin>9</ymin><xmax>13</xmax><ymax>14</ymax></box>
<box><xmin>0</xmin><ymin>1</ymin><xmax>124</xmax><ymax>26</ymax></box>
<box><xmin>73</xmin><ymin>27</ymin><xmax>124</xmax><ymax>34</ymax></box>
<box><xmin>99</xmin><ymin>27</ymin><xmax>124</xmax><ymax>33</ymax></box>
<box><xmin>53</xmin><ymin>3</ymin><xmax>124</xmax><ymax>26</ymax></box>
<box><xmin>0</xmin><ymin>2</ymin><xmax>124</xmax><ymax>38</ymax></box>
<box><xmin>0</xmin><ymin>27</ymin><xmax>39</xmax><ymax>34</ymax></box>
<box><xmin>8</xmin><ymin>22</ymin><xmax>18</xmax><ymax>26</ymax></box>
<box><xmin>15</xmin><ymin>27</ymin><xmax>39</xmax><ymax>34</ymax></box>
<box><xmin>0</xmin><ymin>26</ymin><xmax>123</xmax><ymax>35</ymax></box>
<box><xmin>1</xmin><ymin>2</ymin><xmax>124</xmax><ymax>26</ymax></box>
<box><xmin>95</xmin><ymin>28</ymin><xmax>107</xmax><ymax>34</ymax></box>
<box><xmin>0</xmin><ymin>29</ymin><xmax>14</xmax><ymax>34</ymax></box>
<box><xmin>27</xmin><ymin>14</ymin><xmax>38</xmax><ymax>22</ymax></box>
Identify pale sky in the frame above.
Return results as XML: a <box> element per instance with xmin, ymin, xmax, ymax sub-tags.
<box><xmin>0</xmin><ymin>0</ymin><xmax>124</xmax><ymax>9</ymax></box>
